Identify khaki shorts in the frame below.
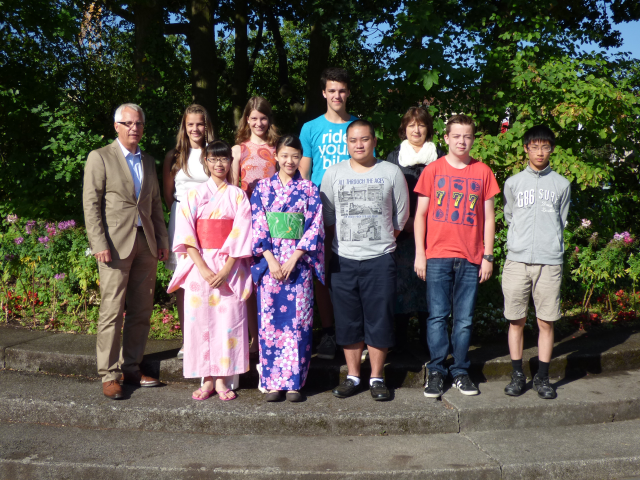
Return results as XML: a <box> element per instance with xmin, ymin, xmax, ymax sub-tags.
<box><xmin>502</xmin><ymin>260</ymin><xmax>563</xmax><ymax>321</ymax></box>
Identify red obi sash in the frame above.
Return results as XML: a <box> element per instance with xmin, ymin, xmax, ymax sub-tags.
<box><xmin>196</xmin><ymin>219</ymin><xmax>234</xmax><ymax>249</ymax></box>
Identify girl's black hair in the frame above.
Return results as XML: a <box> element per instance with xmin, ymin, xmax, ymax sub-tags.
<box><xmin>205</xmin><ymin>139</ymin><xmax>232</xmax><ymax>159</ymax></box>
<box><xmin>275</xmin><ymin>134</ymin><xmax>303</xmax><ymax>154</ymax></box>
<box><xmin>274</xmin><ymin>135</ymin><xmax>303</xmax><ymax>172</ymax></box>
<box><xmin>523</xmin><ymin>125</ymin><xmax>556</xmax><ymax>147</ymax></box>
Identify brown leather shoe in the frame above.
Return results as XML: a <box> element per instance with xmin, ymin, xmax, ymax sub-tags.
<box><xmin>121</xmin><ymin>371</ymin><xmax>161</xmax><ymax>387</ymax></box>
<box><xmin>103</xmin><ymin>380</ymin><xmax>123</xmax><ymax>399</ymax></box>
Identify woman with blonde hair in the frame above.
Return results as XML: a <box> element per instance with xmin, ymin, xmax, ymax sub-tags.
<box><xmin>231</xmin><ymin>96</ymin><xmax>280</xmax><ymax>358</ymax></box>
<box><xmin>163</xmin><ymin>104</ymin><xmax>215</xmax><ymax>359</ymax></box>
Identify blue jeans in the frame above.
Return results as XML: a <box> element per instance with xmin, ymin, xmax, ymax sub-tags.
<box><xmin>426</xmin><ymin>258</ymin><xmax>479</xmax><ymax>378</ymax></box>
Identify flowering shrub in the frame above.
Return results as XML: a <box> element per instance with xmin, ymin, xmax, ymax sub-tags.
<box><xmin>2</xmin><ymin>210</ymin><xmax>637</xmax><ymax>338</ymax></box>
<box><xmin>567</xmin><ymin>218</ymin><xmax>639</xmax><ymax>320</ymax></box>
<box><xmin>1</xmin><ymin>214</ymin><xmax>99</xmax><ymax>329</ymax></box>
<box><xmin>149</xmin><ymin>306</ymin><xmax>181</xmax><ymax>339</ymax></box>
<box><xmin>1</xmin><ymin>214</ymin><xmax>179</xmax><ymax>336</ymax></box>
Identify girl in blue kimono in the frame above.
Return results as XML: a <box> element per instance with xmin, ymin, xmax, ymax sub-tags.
<box><xmin>250</xmin><ymin>135</ymin><xmax>325</xmax><ymax>402</ymax></box>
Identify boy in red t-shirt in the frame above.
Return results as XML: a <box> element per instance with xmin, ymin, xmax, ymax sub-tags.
<box><xmin>414</xmin><ymin>114</ymin><xmax>500</xmax><ymax>399</ymax></box>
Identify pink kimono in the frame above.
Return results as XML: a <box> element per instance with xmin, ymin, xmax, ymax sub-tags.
<box><xmin>167</xmin><ymin>178</ymin><xmax>253</xmax><ymax>379</ymax></box>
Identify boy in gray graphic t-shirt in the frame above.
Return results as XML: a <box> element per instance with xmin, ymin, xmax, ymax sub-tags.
<box><xmin>320</xmin><ymin>119</ymin><xmax>409</xmax><ymax>402</ymax></box>
<box><xmin>322</xmin><ymin>159</ymin><xmax>409</xmax><ymax>261</ymax></box>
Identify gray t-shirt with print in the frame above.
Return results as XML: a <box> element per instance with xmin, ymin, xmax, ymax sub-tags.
<box><xmin>320</xmin><ymin>159</ymin><xmax>409</xmax><ymax>261</ymax></box>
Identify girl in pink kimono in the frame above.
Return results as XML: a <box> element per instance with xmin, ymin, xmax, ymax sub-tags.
<box><xmin>168</xmin><ymin>140</ymin><xmax>253</xmax><ymax>401</ymax></box>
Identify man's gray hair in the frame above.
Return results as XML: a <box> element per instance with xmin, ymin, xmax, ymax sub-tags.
<box><xmin>114</xmin><ymin>103</ymin><xmax>145</xmax><ymax>123</ymax></box>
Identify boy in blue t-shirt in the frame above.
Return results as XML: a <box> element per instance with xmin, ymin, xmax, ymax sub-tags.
<box><xmin>300</xmin><ymin>67</ymin><xmax>357</xmax><ymax>360</ymax></box>
<box><xmin>300</xmin><ymin>67</ymin><xmax>358</xmax><ymax>186</ymax></box>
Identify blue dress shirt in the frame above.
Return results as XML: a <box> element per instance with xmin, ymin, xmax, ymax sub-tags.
<box><xmin>117</xmin><ymin>140</ymin><xmax>143</xmax><ymax>226</ymax></box>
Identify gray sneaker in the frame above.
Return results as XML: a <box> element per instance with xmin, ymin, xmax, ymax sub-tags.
<box><xmin>317</xmin><ymin>333</ymin><xmax>337</xmax><ymax>360</ymax></box>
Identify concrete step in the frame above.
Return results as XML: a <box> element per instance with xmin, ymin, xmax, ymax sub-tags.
<box><xmin>2</xmin><ymin>326</ymin><xmax>640</xmax><ymax>388</ymax></box>
<box><xmin>2</xmin><ymin>419</ymin><xmax>640</xmax><ymax>479</ymax></box>
<box><xmin>1</xmin><ymin>369</ymin><xmax>640</xmax><ymax>436</ymax></box>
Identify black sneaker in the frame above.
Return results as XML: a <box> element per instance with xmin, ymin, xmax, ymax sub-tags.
<box><xmin>317</xmin><ymin>333</ymin><xmax>337</xmax><ymax>360</ymax></box>
<box><xmin>332</xmin><ymin>378</ymin><xmax>361</xmax><ymax>398</ymax></box>
<box><xmin>423</xmin><ymin>371</ymin><xmax>444</xmax><ymax>398</ymax></box>
<box><xmin>370</xmin><ymin>380</ymin><xmax>391</xmax><ymax>401</ymax></box>
<box><xmin>533</xmin><ymin>374</ymin><xmax>557</xmax><ymax>399</ymax></box>
<box><xmin>453</xmin><ymin>374</ymin><xmax>479</xmax><ymax>396</ymax></box>
<box><xmin>504</xmin><ymin>371</ymin><xmax>526</xmax><ymax>396</ymax></box>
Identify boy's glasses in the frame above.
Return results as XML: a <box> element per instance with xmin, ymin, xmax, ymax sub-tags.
<box><xmin>527</xmin><ymin>145</ymin><xmax>552</xmax><ymax>153</ymax></box>
<box><xmin>206</xmin><ymin>157</ymin><xmax>231</xmax><ymax>164</ymax></box>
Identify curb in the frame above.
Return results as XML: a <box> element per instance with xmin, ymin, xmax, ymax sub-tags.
<box><xmin>2</xmin><ymin>369</ymin><xmax>640</xmax><ymax>437</ymax></box>
<box><xmin>1</xmin><ymin>326</ymin><xmax>640</xmax><ymax>387</ymax></box>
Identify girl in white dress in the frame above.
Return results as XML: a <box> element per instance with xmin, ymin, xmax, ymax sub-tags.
<box><xmin>163</xmin><ymin>104</ymin><xmax>215</xmax><ymax>359</ymax></box>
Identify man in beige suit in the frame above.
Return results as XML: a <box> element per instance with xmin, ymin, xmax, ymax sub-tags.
<box><xmin>83</xmin><ymin>103</ymin><xmax>169</xmax><ymax>399</ymax></box>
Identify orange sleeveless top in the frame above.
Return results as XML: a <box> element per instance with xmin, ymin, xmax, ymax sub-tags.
<box><xmin>239</xmin><ymin>141</ymin><xmax>276</xmax><ymax>194</ymax></box>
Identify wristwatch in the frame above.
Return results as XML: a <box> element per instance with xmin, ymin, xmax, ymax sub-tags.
<box><xmin>483</xmin><ymin>254</ymin><xmax>494</xmax><ymax>262</ymax></box>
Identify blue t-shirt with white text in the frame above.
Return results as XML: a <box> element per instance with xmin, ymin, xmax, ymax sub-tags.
<box><xmin>300</xmin><ymin>114</ymin><xmax>359</xmax><ymax>187</ymax></box>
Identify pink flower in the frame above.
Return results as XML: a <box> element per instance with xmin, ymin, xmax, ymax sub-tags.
<box><xmin>14</xmin><ymin>237</ymin><xmax>24</xmax><ymax>245</ymax></box>
<box><xmin>280</xmin><ymin>305</ymin><xmax>287</xmax><ymax>313</ymax></box>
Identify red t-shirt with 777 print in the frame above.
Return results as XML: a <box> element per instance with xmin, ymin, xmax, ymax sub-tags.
<box><xmin>414</xmin><ymin>156</ymin><xmax>500</xmax><ymax>265</ymax></box>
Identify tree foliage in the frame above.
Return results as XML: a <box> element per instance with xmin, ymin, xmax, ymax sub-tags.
<box><xmin>0</xmin><ymin>0</ymin><xmax>638</xmax><ymax>225</ymax></box>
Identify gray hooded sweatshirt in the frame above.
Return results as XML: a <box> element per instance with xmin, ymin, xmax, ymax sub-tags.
<box><xmin>503</xmin><ymin>165</ymin><xmax>571</xmax><ymax>265</ymax></box>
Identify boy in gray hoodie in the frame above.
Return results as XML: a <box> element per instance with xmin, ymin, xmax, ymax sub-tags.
<box><xmin>502</xmin><ymin>125</ymin><xmax>571</xmax><ymax>399</ymax></box>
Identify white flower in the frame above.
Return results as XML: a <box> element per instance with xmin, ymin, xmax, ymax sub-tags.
<box><xmin>581</xmin><ymin>219</ymin><xmax>591</xmax><ymax>228</ymax></box>
<box><xmin>85</xmin><ymin>248</ymin><xmax>92</xmax><ymax>257</ymax></box>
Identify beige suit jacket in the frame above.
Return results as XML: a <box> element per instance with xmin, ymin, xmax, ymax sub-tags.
<box><xmin>83</xmin><ymin>140</ymin><xmax>169</xmax><ymax>260</ymax></box>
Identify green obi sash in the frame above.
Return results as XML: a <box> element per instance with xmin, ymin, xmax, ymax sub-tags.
<box><xmin>266</xmin><ymin>212</ymin><xmax>305</xmax><ymax>239</ymax></box>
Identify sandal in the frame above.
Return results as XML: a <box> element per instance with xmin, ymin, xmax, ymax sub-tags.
<box><xmin>192</xmin><ymin>387</ymin><xmax>214</xmax><ymax>401</ymax></box>
<box><xmin>217</xmin><ymin>389</ymin><xmax>237</xmax><ymax>401</ymax></box>
<box><xmin>265</xmin><ymin>390</ymin><xmax>282</xmax><ymax>402</ymax></box>
<box><xmin>286</xmin><ymin>391</ymin><xmax>302</xmax><ymax>402</ymax></box>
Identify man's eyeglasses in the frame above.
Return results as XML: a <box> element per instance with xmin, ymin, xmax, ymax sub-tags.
<box><xmin>117</xmin><ymin>121</ymin><xmax>145</xmax><ymax>129</ymax></box>
<box><xmin>206</xmin><ymin>157</ymin><xmax>231</xmax><ymax>164</ymax></box>
<box><xmin>527</xmin><ymin>145</ymin><xmax>552</xmax><ymax>153</ymax></box>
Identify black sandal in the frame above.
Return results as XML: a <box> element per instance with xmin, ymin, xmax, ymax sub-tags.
<box><xmin>265</xmin><ymin>390</ymin><xmax>282</xmax><ymax>402</ymax></box>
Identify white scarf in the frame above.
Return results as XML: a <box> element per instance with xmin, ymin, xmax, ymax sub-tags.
<box><xmin>398</xmin><ymin>140</ymin><xmax>438</xmax><ymax>168</ymax></box>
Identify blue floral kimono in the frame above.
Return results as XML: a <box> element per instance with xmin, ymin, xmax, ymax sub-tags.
<box><xmin>250</xmin><ymin>172</ymin><xmax>325</xmax><ymax>391</ymax></box>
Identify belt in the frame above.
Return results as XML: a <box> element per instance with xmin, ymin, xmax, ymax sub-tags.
<box><xmin>196</xmin><ymin>219</ymin><xmax>234</xmax><ymax>249</ymax></box>
<box><xmin>266</xmin><ymin>212</ymin><xmax>304</xmax><ymax>239</ymax></box>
